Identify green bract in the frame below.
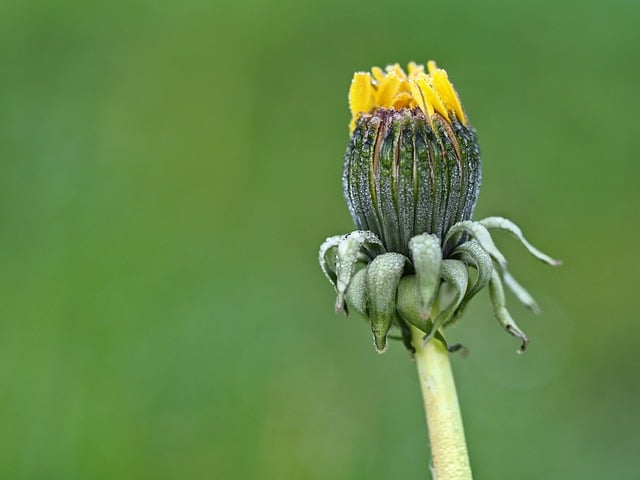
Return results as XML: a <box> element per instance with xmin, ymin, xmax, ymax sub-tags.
<box><xmin>343</xmin><ymin>109</ymin><xmax>481</xmax><ymax>255</ymax></box>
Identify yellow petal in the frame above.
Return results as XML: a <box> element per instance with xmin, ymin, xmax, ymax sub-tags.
<box><xmin>375</xmin><ymin>71</ymin><xmax>402</xmax><ymax>108</ymax></box>
<box><xmin>385</xmin><ymin>63</ymin><xmax>407</xmax><ymax>80</ymax></box>
<box><xmin>349</xmin><ymin>72</ymin><xmax>375</xmax><ymax>132</ymax></box>
<box><xmin>431</xmin><ymin>68</ymin><xmax>467</xmax><ymax>125</ymax></box>
<box><xmin>391</xmin><ymin>91</ymin><xmax>414</xmax><ymax>109</ymax></box>
<box><xmin>371</xmin><ymin>66</ymin><xmax>385</xmax><ymax>84</ymax></box>
<box><xmin>407</xmin><ymin>61</ymin><xmax>424</xmax><ymax>76</ymax></box>
<box><xmin>349</xmin><ymin>72</ymin><xmax>374</xmax><ymax>117</ymax></box>
<box><xmin>409</xmin><ymin>76</ymin><xmax>433</xmax><ymax>118</ymax></box>
<box><xmin>419</xmin><ymin>77</ymin><xmax>450</xmax><ymax>121</ymax></box>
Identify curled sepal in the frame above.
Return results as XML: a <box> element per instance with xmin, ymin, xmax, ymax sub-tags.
<box><xmin>319</xmin><ymin>235</ymin><xmax>342</xmax><ymax>287</ymax></box>
<box><xmin>408</xmin><ymin>233</ymin><xmax>442</xmax><ymax>319</ymax></box>
<box><xmin>451</xmin><ymin>240</ymin><xmax>493</xmax><ymax>319</ymax></box>
<box><xmin>444</xmin><ymin>221</ymin><xmax>507</xmax><ymax>268</ymax></box>
<box><xmin>503</xmin><ymin>271</ymin><xmax>541</xmax><ymax>314</ymax></box>
<box><xmin>396</xmin><ymin>275</ymin><xmax>429</xmax><ymax>332</ymax></box>
<box><xmin>488</xmin><ymin>269</ymin><xmax>529</xmax><ymax>354</ymax></box>
<box><xmin>344</xmin><ymin>268</ymin><xmax>367</xmax><ymax>317</ymax></box>
<box><xmin>335</xmin><ymin>231</ymin><xmax>384</xmax><ymax>313</ymax></box>
<box><xmin>365</xmin><ymin>252</ymin><xmax>407</xmax><ymax>353</ymax></box>
<box><xmin>478</xmin><ymin>216</ymin><xmax>562</xmax><ymax>266</ymax></box>
<box><xmin>426</xmin><ymin>260</ymin><xmax>469</xmax><ymax>343</ymax></box>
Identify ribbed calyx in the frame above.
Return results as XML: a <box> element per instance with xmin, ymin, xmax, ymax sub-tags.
<box><xmin>343</xmin><ymin>108</ymin><xmax>481</xmax><ymax>255</ymax></box>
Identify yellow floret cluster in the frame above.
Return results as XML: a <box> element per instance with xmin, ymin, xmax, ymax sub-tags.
<box><xmin>348</xmin><ymin>61</ymin><xmax>468</xmax><ymax>132</ymax></box>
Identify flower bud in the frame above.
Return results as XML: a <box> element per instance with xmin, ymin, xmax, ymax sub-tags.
<box><xmin>319</xmin><ymin>61</ymin><xmax>559</xmax><ymax>354</ymax></box>
<box><xmin>342</xmin><ymin>62</ymin><xmax>482</xmax><ymax>255</ymax></box>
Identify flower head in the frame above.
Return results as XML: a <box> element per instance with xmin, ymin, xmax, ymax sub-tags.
<box><xmin>343</xmin><ymin>62</ymin><xmax>481</xmax><ymax>254</ymax></box>
<box><xmin>348</xmin><ymin>61</ymin><xmax>466</xmax><ymax>132</ymax></box>
<box><xmin>320</xmin><ymin>61</ymin><xmax>560</xmax><ymax>354</ymax></box>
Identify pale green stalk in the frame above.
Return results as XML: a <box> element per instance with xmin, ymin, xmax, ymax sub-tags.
<box><xmin>411</xmin><ymin>326</ymin><xmax>473</xmax><ymax>480</ymax></box>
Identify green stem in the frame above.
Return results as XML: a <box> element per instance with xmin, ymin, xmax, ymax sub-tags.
<box><xmin>411</xmin><ymin>326</ymin><xmax>473</xmax><ymax>480</ymax></box>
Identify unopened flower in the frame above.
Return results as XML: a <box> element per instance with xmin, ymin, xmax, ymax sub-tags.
<box><xmin>320</xmin><ymin>61</ymin><xmax>560</xmax><ymax>353</ymax></box>
<box><xmin>344</xmin><ymin>61</ymin><xmax>481</xmax><ymax>254</ymax></box>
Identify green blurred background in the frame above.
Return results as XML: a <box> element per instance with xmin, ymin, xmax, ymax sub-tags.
<box><xmin>1</xmin><ymin>0</ymin><xmax>638</xmax><ymax>478</ymax></box>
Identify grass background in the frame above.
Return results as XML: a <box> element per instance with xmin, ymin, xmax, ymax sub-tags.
<box><xmin>1</xmin><ymin>0</ymin><xmax>639</xmax><ymax>478</ymax></box>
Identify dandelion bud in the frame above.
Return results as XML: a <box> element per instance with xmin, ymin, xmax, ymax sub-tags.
<box><xmin>342</xmin><ymin>62</ymin><xmax>481</xmax><ymax>255</ymax></box>
<box><xmin>320</xmin><ymin>61</ymin><xmax>559</xmax><ymax>354</ymax></box>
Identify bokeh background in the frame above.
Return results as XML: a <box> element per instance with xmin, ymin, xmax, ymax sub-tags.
<box><xmin>1</xmin><ymin>0</ymin><xmax>639</xmax><ymax>478</ymax></box>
